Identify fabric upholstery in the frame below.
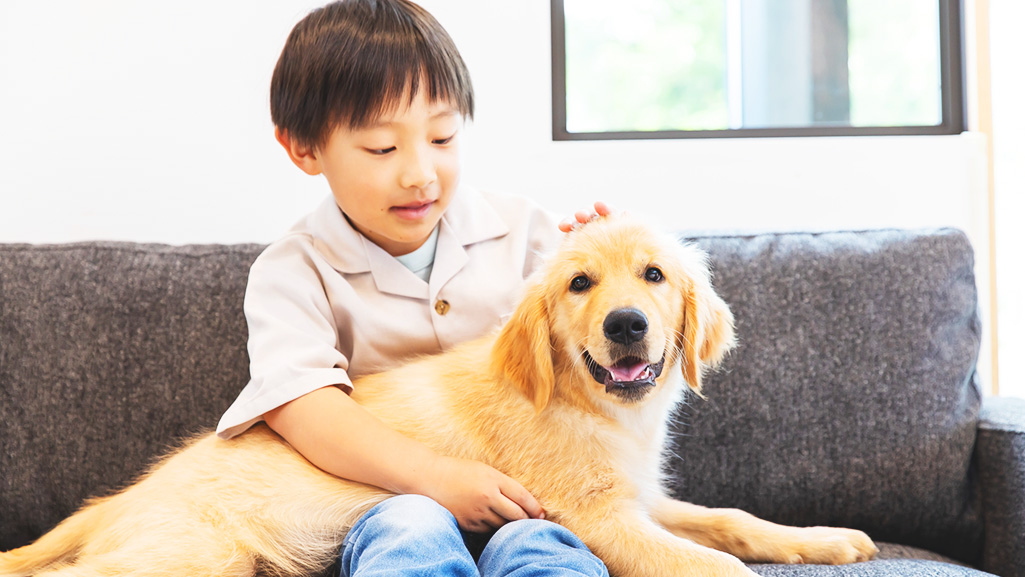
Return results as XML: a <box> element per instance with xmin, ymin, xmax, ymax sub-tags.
<box><xmin>977</xmin><ymin>395</ymin><xmax>1025</xmax><ymax>577</ymax></box>
<box><xmin>0</xmin><ymin>242</ymin><xmax>261</xmax><ymax>549</ymax></box>
<box><xmin>671</xmin><ymin>229</ymin><xmax>983</xmax><ymax>564</ymax></box>
<box><xmin>750</xmin><ymin>543</ymin><xmax>991</xmax><ymax>576</ymax></box>
<box><xmin>750</xmin><ymin>560</ymin><xmax>990</xmax><ymax>577</ymax></box>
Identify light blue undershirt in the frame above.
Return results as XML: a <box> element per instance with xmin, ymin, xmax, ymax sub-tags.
<box><xmin>394</xmin><ymin>225</ymin><xmax>440</xmax><ymax>282</ymax></box>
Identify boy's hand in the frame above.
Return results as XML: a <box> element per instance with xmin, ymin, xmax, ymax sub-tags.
<box><xmin>558</xmin><ymin>201</ymin><xmax>615</xmax><ymax>233</ymax></box>
<box><xmin>425</xmin><ymin>455</ymin><xmax>546</xmax><ymax>533</ymax></box>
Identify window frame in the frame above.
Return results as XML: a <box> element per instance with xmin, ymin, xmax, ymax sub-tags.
<box><xmin>550</xmin><ymin>0</ymin><xmax>966</xmax><ymax>140</ymax></box>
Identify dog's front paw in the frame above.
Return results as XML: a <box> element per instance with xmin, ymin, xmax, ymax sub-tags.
<box><xmin>779</xmin><ymin>526</ymin><xmax>878</xmax><ymax>565</ymax></box>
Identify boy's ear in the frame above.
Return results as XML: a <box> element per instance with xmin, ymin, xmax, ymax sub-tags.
<box><xmin>275</xmin><ymin>127</ymin><xmax>322</xmax><ymax>176</ymax></box>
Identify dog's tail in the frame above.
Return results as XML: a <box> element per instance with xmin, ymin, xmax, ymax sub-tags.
<box><xmin>0</xmin><ymin>497</ymin><xmax>107</xmax><ymax>576</ymax></box>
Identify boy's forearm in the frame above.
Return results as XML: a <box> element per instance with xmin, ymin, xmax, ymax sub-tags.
<box><xmin>262</xmin><ymin>384</ymin><xmax>545</xmax><ymax>532</ymax></box>
<box><xmin>263</xmin><ymin>385</ymin><xmax>438</xmax><ymax>496</ymax></box>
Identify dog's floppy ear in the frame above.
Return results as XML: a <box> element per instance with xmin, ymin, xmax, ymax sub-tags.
<box><xmin>681</xmin><ymin>275</ymin><xmax>736</xmax><ymax>396</ymax></box>
<box><xmin>490</xmin><ymin>279</ymin><xmax>556</xmax><ymax>411</ymax></box>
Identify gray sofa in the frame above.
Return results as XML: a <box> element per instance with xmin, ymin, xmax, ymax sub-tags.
<box><xmin>1</xmin><ymin>228</ymin><xmax>1023</xmax><ymax>576</ymax></box>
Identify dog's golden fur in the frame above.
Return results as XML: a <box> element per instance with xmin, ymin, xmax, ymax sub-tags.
<box><xmin>0</xmin><ymin>217</ymin><xmax>877</xmax><ymax>577</ymax></box>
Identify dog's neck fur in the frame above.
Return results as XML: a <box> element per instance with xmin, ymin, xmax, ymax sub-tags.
<box><xmin>548</xmin><ymin>358</ymin><xmax>689</xmax><ymax>507</ymax></box>
<box><xmin>549</xmin><ymin>346</ymin><xmax>688</xmax><ymax>447</ymax></box>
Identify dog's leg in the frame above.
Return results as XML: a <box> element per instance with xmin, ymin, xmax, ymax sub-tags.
<box><xmin>650</xmin><ymin>496</ymin><xmax>878</xmax><ymax>565</ymax></box>
<box><xmin>556</xmin><ymin>505</ymin><xmax>760</xmax><ymax>577</ymax></box>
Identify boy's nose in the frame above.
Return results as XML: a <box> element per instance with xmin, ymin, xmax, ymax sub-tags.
<box><xmin>400</xmin><ymin>146</ymin><xmax>437</xmax><ymax>190</ymax></box>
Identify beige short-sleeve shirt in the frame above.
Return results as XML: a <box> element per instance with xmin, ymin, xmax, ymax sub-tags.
<box><xmin>216</xmin><ymin>188</ymin><xmax>560</xmax><ymax>439</ymax></box>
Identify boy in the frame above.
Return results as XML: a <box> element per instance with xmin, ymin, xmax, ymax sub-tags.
<box><xmin>217</xmin><ymin>1</ymin><xmax>609</xmax><ymax>575</ymax></box>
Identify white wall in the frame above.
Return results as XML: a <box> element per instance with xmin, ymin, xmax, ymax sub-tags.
<box><xmin>0</xmin><ymin>1</ymin><xmax>1002</xmax><ymax>389</ymax></box>
<box><xmin>0</xmin><ymin>0</ymin><xmax>988</xmax><ymax>244</ymax></box>
<box><xmin>0</xmin><ymin>1</ymin><xmax>324</xmax><ymax>243</ymax></box>
<box><xmin>990</xmin><ymin>0</ymin><xmax>1025</xmax><ymax>397</ymax></box>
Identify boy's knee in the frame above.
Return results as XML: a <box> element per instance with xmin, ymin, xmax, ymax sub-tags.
<box><xmin>482</xmin><ymin>520</ymin><xmax>608</xmax><ymax>576</ymax></box>
<box><xmin>373</xmin><ymin>494</ymin><xmax>450</xmax><ymax>517</ymax></box>
<box><xmin>491</xmin><ymin>519</ymin><xmax>581</xmax><ymax>548</ymax></box>
<box><xmin>353</xmin><ymin>495</ymin><xmax>459</xmax><ymax>539</ymax></box>
<box><xmin>342</xmin><ymin>495</ymin><xmax>477</xmax><ymax>577</ymax></box>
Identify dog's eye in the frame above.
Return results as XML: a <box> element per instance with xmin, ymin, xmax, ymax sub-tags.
<box><xmin>645</xmin><ymin>267</ymin><xmax>665</xmax><ymax>283</ymax></box>
<box><xmin>570</xmin><ymin>275</ymin><xmax>592</xmax><ymax>293</ymax></box>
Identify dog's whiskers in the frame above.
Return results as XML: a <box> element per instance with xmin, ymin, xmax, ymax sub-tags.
<box><xmin>571</xmin><ymin>336</ymin><xmax>591</xmax><ymax>365</ymax></box>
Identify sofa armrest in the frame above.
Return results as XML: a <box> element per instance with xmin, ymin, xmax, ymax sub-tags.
<box><xmin>978</xmin><ymin>395</ymin><xmax>1025</xmax><ymax>577</ymax></box>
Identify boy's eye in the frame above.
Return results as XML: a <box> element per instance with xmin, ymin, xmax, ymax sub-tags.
<box><xmin>365</xmin><ymin>146</ymin><xmax>396</xmax><ymax>155</ymax></box>
<box><xmin>432</xmin><ymin>134</ymin><xmax>456</xmax><ymax>146</ymax></box>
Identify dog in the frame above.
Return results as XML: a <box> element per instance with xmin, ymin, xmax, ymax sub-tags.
<box><xmin>0</xmin><ymin>216</ymin><xmax>877</xmax><ymax>577</ymax></box>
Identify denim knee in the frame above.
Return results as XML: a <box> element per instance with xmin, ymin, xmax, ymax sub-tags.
<box><xmin>354</xmin><ymin>494</ymin><xmax>460</xmax><ymax>538</ymax></box>
<box><xmin>341</xmin><ymin>495</ymin><xmax>475</xmax><ymax>577</ymax></box>
<box><xmin>478</xmin><ymin>519</ymin><xmax>609</xmax><ymax>577</ymax></box>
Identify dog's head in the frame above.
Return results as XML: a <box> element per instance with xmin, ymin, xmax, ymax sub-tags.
<box><xmin>491</xmin><ymin>216</ymin><xmax>735</xmax><ymax>412</ymax></box>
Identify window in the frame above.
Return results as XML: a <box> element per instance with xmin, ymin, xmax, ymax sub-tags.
<box><xmin>551</xmin><ymin>0</ymin><xmax>965</xmax><ymax>139</ymax></box>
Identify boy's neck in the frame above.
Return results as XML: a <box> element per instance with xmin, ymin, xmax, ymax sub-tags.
<box><xmin>393</xmin><ymin>226</ymin><xmax>440</xmax><ymax>282</ymax></box>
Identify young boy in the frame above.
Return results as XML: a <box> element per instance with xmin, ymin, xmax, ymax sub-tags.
<box><xmin>216</xmin><ymin>1</ymin><xmax>609</xmax><ymax>575</ymax></box>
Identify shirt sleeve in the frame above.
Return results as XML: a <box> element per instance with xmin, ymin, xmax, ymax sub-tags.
<box><xmin>520</xmin><ymin>197</ymin><xmax>563</xmax><ymax>279</ymax></box>
<box><xmin>216</xmin><ymin>237</ymin><xmax>352</xmax><ymax>439</ymax></box>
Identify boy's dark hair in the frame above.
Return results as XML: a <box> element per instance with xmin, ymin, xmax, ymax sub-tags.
<box><xmin>270</xmin><ymin>0</ymin><xmax>474</xmax><ymax>150</ymax></box>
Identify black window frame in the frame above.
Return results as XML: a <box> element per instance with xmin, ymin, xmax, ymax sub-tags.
<box><xmin>550</xmin><ymin>0</ymin><xmax>966</xmax><ymax>140</ymax></box>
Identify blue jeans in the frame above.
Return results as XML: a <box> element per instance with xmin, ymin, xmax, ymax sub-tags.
<box><xmin>340</xmin><ymin>495</ymin><xmax>609</xmax><ymax>577</ymax></box>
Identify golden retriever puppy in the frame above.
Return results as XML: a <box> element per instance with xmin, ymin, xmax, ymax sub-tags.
<box><xmin>0</xmin><ymin>217</ymin><xmax>877</xmax><ymax>577</ymax></box>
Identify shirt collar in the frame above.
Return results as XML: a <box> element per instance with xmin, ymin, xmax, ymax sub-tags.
<box><xmin>310</xmin><ymin>185</ymin><xmax>510</xmax><ymax>279</ymax></box>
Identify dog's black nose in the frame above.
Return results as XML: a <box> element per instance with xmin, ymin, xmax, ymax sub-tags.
<box><xmin>604</xmin><ymin>308</ymin><xmax>648</xmax><ymax>345</ymax></box>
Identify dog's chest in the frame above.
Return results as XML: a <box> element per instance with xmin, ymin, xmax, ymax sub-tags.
<box><xmin>607</xmin><ymin>391</ymin><xmax>684</xmax><ymax>502</ymax></box>
<box><xmin>611</xmin><ymin>421</ymin><xmax>672</xmax><ymax>502</ymax></box>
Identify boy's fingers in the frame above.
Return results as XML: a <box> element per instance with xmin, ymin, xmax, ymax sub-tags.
<box><xmin>489</xmin><ymin>497</ymin><xmax>529</xmax><ymax>525</ymax></box>
<box><xmin>500</xmin><ymin>479</ymin><xmax>546</xmax><ymax>520</ymax></box>
<box><xmin>463</xmin><ymin>512</ymin><xmax>505</xmax><ymax>533</ymax></box>
<box><xmin>574</xmin><ymin>209</ymin><xmax>594</xmax><ymax>224</ymax></box>
<box><xmin>559</xmin><ymin>202</ymin><xmax>616</xmax><ymax>233</ymax></box>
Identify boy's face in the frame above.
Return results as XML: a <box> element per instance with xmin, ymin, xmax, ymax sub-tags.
<box><xmin>285</xmin><ymin>90</ymin><xmax>463</xmax><ymax>257</ymax></box>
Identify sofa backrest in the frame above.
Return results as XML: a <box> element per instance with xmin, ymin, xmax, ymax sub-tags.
<box><xmin>0</xmin><ymin>229</ymin><xmax>983</xmax><ymax>563</ymax></box>
<box><xmin>673</xmin><ymin>228</ymin><xmax>983</xmax><ymax>565</ymax></box>
<box><xmin>0</xmin><ymin>242</ymin><xmax>262</xmax><ymax>550</ymax></box>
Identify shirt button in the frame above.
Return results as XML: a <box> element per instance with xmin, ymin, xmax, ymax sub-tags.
<box><xmin>434</xmin><ymin>299</ymin><xmax>451</xmax><ymax>316</ymax></box>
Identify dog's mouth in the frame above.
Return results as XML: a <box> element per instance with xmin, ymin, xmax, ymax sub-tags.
<box><xmin>583</xmin><ymin>351</ymin><xmax>665</xmax><ymax>396</ymax></box>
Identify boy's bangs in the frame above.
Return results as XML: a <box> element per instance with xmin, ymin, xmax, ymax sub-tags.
<box><xmin>271</xmin><ymin>0</ymin><xmax>474</xmax><ymax>150</ymax></box>
<box><xmin>335</xmin><ymin>0</ymin><xmax>474</xmax><ymax>134</ymax></box>
<box><xmin>341</xmin><ymin>43</ymin><xmax>474</xmax><ymax>132</ymax></box>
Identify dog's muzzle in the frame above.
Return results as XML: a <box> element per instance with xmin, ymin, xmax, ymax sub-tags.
<box><xmin>583</xmin><ymin>351</ymin><xmax>666</xmax><ymax>400</ymax></box>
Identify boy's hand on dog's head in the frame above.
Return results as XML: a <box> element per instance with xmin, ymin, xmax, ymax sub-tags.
<box><xmin>424</xmin><ymin>455</ymin><xmax>545</xmax><ymax>533</ymax></box>
<box><xmin>558</xmin><ymin>201</ymin><xmax>615</xmax><ymax>233</ymax></box>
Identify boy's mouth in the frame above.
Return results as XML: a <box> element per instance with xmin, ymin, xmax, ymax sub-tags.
<box><xmin>391</xmin><ymin>200</ymin><xmax>434</xmax><ymax>220</ymax></box>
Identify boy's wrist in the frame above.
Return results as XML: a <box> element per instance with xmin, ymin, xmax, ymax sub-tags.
<box><xmin>394</xmin><ymin>448</ymin><xmax>447</xmax><ymax>497</ymax></box>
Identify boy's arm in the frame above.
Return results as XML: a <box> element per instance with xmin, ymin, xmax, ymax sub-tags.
<box><xmin>264</xmin><ymin>385</ymin><xmax>545</xmax><ymax>533</ymax></box>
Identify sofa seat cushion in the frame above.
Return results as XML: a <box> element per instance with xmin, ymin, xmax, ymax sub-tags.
<box><xmin>750</xmin><ymin>543</ymin><xmax>991</xmax><ymax>576</ymax></box>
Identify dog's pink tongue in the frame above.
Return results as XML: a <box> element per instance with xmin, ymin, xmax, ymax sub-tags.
<box><xmin>609</xmin><ymin>362</ymin><xmax>648</xmax><ymax>382</ymax></box>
